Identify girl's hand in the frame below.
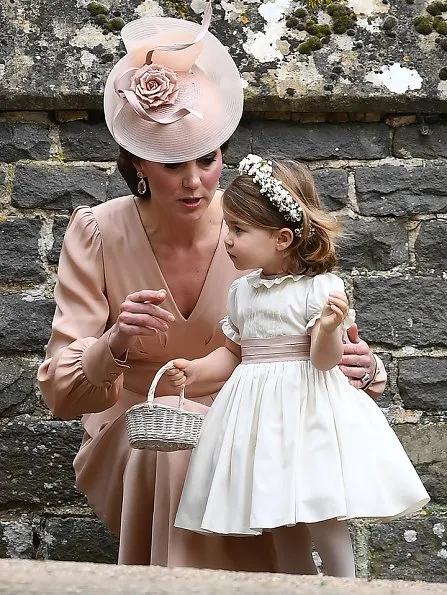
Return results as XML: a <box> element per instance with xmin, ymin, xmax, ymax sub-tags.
<box><xmin>109</xmin><ymin>289</ymin><xmax>175</xmax><ymax>358</ymax></box>
<box><xmin>319</xmin><ymin>291</ymin><xmax>349</xmax><ymax>334</ymax></box>
<box><xmin>166</xmin><ymin>359</ymin><xmax>199</xmax><ymax>388</ymax></box>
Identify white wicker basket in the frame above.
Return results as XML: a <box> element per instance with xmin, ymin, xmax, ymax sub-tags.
<box><xmin>125</xmin><ymin>361</ymin><xmax>204</xmax><ymax>451</ymax></box>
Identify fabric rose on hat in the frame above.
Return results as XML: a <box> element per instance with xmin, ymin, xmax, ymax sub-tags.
<box><xmin>130</xmin><ymin>63</ymin><xmax>179</xmax><ymax>109</ymax></box>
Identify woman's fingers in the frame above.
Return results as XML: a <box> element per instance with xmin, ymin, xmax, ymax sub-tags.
<box><xmin>117</xmin><ymin>289</ymin><xmax>176</xmax><ymax>335</ymax></box>
<box><xmin>119</xmin><ymin>312</ymin><xmax>171</xmax><ymax>332</ymax></box>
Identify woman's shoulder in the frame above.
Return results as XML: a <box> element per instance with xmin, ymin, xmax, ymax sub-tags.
<box><xmin>90</xmin><ymin>194</ymin><xmax>135</xmax><ymax>220</ymax></box>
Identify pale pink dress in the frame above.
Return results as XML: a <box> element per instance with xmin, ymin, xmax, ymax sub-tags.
<box><xmin>37</xmin><ymin>194</ymin><xmax>386</xmax><ymax>567</ymax></box>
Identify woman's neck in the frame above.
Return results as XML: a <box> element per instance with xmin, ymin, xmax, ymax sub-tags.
<box><xmin>136</xmin><ymin>192</ymin><xmax>222</xmax><ymax>249</ymax></box>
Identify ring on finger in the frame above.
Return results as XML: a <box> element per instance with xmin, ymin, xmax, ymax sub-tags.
<box><xmin>360</xmin><ymin>372</ymin><xmax>370</xmax><ymax>385</ymax></box>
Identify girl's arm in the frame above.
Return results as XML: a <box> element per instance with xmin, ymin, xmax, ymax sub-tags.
<box><xmin>310</xmin><ymin>292</ymin><xmax>347</xmax><ymax>371</ymax></box>
<box><xmin>167</xmin><ymin>339</ymin><xmax>241</xmax><ymax>388</ymax></box>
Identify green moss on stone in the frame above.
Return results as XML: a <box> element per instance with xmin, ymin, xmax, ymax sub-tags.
<box><xmin>94</xmin><ymin>13</ymin><xmax>108</xmax><ymax>25</ymax></box>
<box><xmin>327</xmin><ymin>3</ymin><xmax>357</xmax><ymax>33</ymax></box>
<box><xmin>413</xmin><ymin>15</ymin><xmax>434</xmax><ymax>34</ymax></box>
<box><xmin>165</xmin><ymin>0</ymin><xmax>189</xmax><ymax>18</ymax></box>
<box><xmin>426</xmin><ymin>0</ymin><xmax>447</xmax><ymax>15</ymax></box>
<box><xmin>298</xmin><ymin>36</ymin><xmax>323</xmax><ymax>53</ymax></box>
<box><xmin>382</xmin><ymin>16</ymin><xmax>397</xmax><ymax>30</ymax></box>
<box><xmin>286</xmin><ymin>16</ymin><xmax>299</xmax><ymax>27</ymax></box>
<box><xmin>294</xmin><ymin>8</ymin><xmax>308</xmax><ymax>18</ymax></box>
<box><xmin>308</xmin><ymin>22</ymin><xmax>331</xmax><ymax>36</ymax></box>
<box><xmin>87</xmin><ymin>1</ymin><xmax>109</xmax><ymax>16</ymax></box>
<box><xmin>435</xmin><ymin>18</ymin><xmax>447</xmax><ymax>33</ymax></box>
<box><xmin>104</xmin><ymin>17</ymin><xmax>125</xmax><ymax>31</ymax></box>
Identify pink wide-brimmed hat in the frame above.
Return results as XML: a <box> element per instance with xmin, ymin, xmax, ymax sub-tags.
<box><xmin>104</xmin><ymin>1</ymin><xmax>244</xmax><ymax>163</ymax></box>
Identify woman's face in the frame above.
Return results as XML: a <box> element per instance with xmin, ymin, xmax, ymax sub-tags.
<box><xmin>137</xmin><ymin>149</ymin><xmax>223</xmax><ymax>219</ymax></box>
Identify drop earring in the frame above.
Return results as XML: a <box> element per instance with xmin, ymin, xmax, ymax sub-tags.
<box><xmin>137</xmin><ymin>172</ymin><xmax>147</xmax><ymax>195</ymax></box>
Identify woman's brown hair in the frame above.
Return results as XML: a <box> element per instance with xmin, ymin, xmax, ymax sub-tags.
<box><xmin>116</xmin><ymin>141</ymin><xmax>230</xmax><ymax>199</ymax></box>
<box><xmin>222</xmin><ymin>159</ymin><xmax>342</xmax><ymax>275</ymax></box>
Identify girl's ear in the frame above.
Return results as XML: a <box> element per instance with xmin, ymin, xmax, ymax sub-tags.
<box><xmin>275</xmin><ymin>227</ymin><xmax>294</xmax><ymax>252</ymax></box>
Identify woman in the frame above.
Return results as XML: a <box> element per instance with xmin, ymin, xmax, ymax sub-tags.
<box><xmin>38</xmin><ymin>2</ymin><xmax>385</xmax><ymax>571</ymax></box>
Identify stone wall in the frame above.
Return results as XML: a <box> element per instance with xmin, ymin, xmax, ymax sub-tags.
<box><xmin>0</xmin><ymin>109</ymin><xmax>446</xmax><ymax>580</ymax></box>
<box><xmin>1</xmin><ymin>0</ymin><xmax>447</xmax><ymax>583</ymax></box>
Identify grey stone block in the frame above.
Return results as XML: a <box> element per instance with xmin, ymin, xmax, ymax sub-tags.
<box><xmin>0</xmin><ymin>516</ymin><xmax>36</xmax><ymax>559</ymax></box>
<box><xmin>394</xmin><ymin>424</ymin><xmax>447</xmax><ymax>466</ymax></box>
<box><xmin>11</xmin><ymin>164</ymin><xmax>107</xmax><ymax>210</ymax></box>
<box><xmin>417</xmin><ymin>462</ymin><xmax>447</xmax><ymax>506</ymax></box>
<box><xmin>60</xmin><ymin>121</ymin><xmax>118</xmax><ymax>162</ymax></box>
<box><xmin>0</xmin><ymin>164</ymin><xmax>7</xmax><ymax>194</ymax></box>
<box><xmin>394</xmin><ymin>123</ymin><xmax>447</xmax><ymax>159</ymax></box>
<box><xmin>338</xmin><ymin>218</ymin><xmax>407</xmax><ymax>270</ymax></box>
<box><xmin>0</xmin><ymin>419</ymin><xmax>84</xmax><ymax>506</ymax></box>
<box><xmin>0</xmin><ymin>294</ymin><xmax>54</xmax><ymax>353</ymax></box>
<box><xmin>0</xmin><ymin>217</ymin><xmax>45</xmax><ymax>283</ymax></box>
<box><xmin>220</xmin><ymin>168</ymin><xmax>239</xmax><ymax>190</ymax></box>
<box><xmin>415</xmin><ymin>220</ymin><xmax>447</xmax><ymax>272</ymax></box>
<box><xmin>354</xmin><ymin>277</ymin><xmax>447</xmax><ymax>348</ymax></box>
<box><xmin>252</xmin><ymin>122</ymin><xmax>389</xmax><ymax>160</ymax></box>
<box><xmin>48</xmin><ymin>216</ymin><xmax>70</xmax><ymax>265</ymax></box>
<box><xmin>106</xmin><ymin>170</ymin><xmax>132</xmax><ymax>201</ymax></box>
<box><xmin>355</xmin><ymin>166</ymin><xmax>447</xmax><ymax>216</ymax></box>
<box><xmin>0</xmin><ymin>358</ymin><xmax>38</xmax><ymax>416</ymax></box>
<box><xmin>223</xmin><ymin>122</ymin><xmax>252</xmax><ymax>166</ymax></box>
<box><xmin>0</xmin><ymin>124</ymin><xmax>51</xmax><ymax>162</ymax></box>
<box><xmin>43</xmin><ymin>517</ymin><xmax>118</xmax><ymax>563</ymax></box>
<box><xmin>369</xmin><ymin>517</ymin><xmax>447</xmax><ymax>582</ymax></box>
<box><xmin>313</xmin><ymin>168</ymin><xmax>348</xmax><ymax>211</ymax></box>
<box><xmin>398</xmin><ymin>357</ymin><xmax>447</xmax><ymax>411</ymax></box>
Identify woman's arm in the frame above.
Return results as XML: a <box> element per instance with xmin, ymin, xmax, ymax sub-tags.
<box><xmin>168</xmin><ymin>339</ymin><xmax>241</xmax><ymax>388</ymax></box>
<box><xmin>37</xmin><ymin>208</ymin><xmax>129</xmax><ymax>420</ymax></box>
<box><xmin>339</xmin><ymin>323</ymin><xmax>387</xmax><ymax>399</ymax></box>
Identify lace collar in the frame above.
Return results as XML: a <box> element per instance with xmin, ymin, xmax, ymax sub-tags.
<box><xmin>245</xmin><ymin>269</ymin><xmax>304</xmax><ymax>289</ymax></box>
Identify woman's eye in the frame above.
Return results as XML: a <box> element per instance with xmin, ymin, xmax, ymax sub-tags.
<box><xmin>199</xmin><ymin>153</ymin><xmax>217</xmax><ymax>166</ymax></box>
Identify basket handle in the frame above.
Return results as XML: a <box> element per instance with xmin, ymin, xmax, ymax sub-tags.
<box><xmin>147</xmin><ymin>360</ymin><xmax>185</xmax><ymax>409</ymax></box>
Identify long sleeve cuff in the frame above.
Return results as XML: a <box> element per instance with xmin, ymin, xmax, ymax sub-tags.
<box><xmin>82</xmin><ymin>329</ymin><xmax>130</xmax><ymax>388</ymax></box>
<box><xmin>365</xmin><ymin>354</ymin><xmax>387</xmax><ymax>400</ymax></box>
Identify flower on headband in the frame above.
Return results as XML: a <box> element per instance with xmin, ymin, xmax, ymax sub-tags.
<box><xmin>239</xmin><ymin>154</ymin><xmax>305</xmax><ymax>237</ymax></box>
<box><xmin>130</xmin><ymin>63</ymin><xmax>179</xmax><ymax>109</ymax></box>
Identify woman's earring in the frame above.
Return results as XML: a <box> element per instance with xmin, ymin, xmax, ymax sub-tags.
<box><xmin>137</xmin><ymin>172</ymin><xmax>147</xmax><ymax>195</ymax></box>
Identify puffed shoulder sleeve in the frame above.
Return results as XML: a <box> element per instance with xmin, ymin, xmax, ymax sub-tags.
<box><xmin>37</xmin><ymin>206</ymin><xmax>128</xmax><ymax>420</ymax></box>
<box><xmin>305</xmin><ymin>272</ymin><xmax>355</xmax><ymax>334</ymax></box>
<box><xmin>220</xmin><ymin>279</ymin><xmax>241</xmax><ymax>345</ymax></box>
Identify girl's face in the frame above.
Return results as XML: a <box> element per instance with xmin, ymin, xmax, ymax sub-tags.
<box><xmin>137</xmin><ymin>149</ymin><xmax>223</xmax><ymax>219</ymax></box>
<box><xmin>224</xmin><ymin>215</ymin><xmax>289</xmax><ymax>275</ymax></box>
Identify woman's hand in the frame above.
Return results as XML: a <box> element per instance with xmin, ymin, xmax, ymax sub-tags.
<box><xmin>339</xmin><ymin>323</ymin><xmax>377</xmax><ymax>389</ymax></box>
<box><xmin>319</xmin><ymin>291</ymin><xmax>349</xmax><ymax>334</ymax></box>
<box><xmin>166</xmin><ymin>359</ymin><xmax>199</xmax><ymax>388</ymax></box>
<box><xmin>109</xmin><ymin>289</ymin><xmax>175</xmax><ymax>359</ymax></box>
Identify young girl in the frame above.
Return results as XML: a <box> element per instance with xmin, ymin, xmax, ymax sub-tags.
<box><xmin>167</xmin><ymin>155</ymin><xmax>430</xmax><ymax>577</ymax></box>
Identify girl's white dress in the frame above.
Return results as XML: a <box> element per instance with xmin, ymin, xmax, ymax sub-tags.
<box><xmin>175</xmin><ymin>271</ymin><xmax>430</xmax><ymax>536</ymax></box>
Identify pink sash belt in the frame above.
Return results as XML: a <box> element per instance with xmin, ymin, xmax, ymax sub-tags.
<box><xmin>241</xmin><ymin>335</ymin><xmax>311</xmax><ymax>364</ymax></box>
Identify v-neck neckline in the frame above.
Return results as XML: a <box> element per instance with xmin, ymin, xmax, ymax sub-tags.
<box><xmin>132</xmin><ymin>195</ymin><xmax>224</xmax><ymax>323</ymax></box>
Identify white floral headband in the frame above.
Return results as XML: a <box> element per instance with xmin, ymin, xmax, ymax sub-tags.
<box><xmin>238</xmin><ymin>154</ymin><xmax>305</xmax><ymax>237</ymax></box>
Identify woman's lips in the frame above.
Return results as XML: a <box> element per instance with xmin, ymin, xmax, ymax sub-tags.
<box><xmin>180</xmin><ymin>197</ymin><xmax>203</xmax><ymax>208</ymax></box>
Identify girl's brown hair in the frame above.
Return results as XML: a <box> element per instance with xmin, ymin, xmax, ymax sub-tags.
<box><xmin>222</xmin><ymin>159</ymin><xmax>342</xmax><ymax>275</ymax></box>
<box><xmin>116</xmin><ymin>141</ymin><xmax>230</xmax><ymax>199</ymax></box>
